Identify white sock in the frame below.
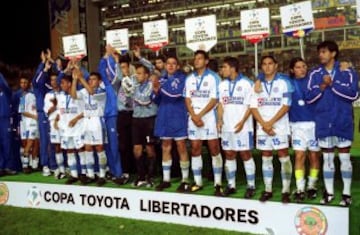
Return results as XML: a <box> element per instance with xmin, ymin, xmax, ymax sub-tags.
<box><xmin>180</xmin><ymin>161</ymin><xmax>190</xmax><ymax>182</ymax></box>
<box><xmin>22</xmin><ymin>155</ymin><xmax>29</xmax><ymax>168</ymax></box>
<box><xmin>78</xmin><ymin>151</ymin><xmax>87</xmax><ymax>175</ymax></box>
<box><xmin>323</xmin><ymin>152</ymin><xmax>335</xmax><ymax>194</ymax></box>
<box><xmin>262</xmin><ymin>156</ymin><xmax>273</xmax><ymax>192</ymax></box>
<box><xmin>67</xmin><ymin>153</ymin><xmax>78</xmax><ymax>178</ymax></box>
<box><xmin>98</xmin><ymin>151</ymin><xmax>107</xmax><ymax>178</ymax></box>
<box><xmin>279</xmin><ymin>156</ymin><xmax>292</xmax><ymax>193</ymax></box>
<box><xmin>244</xmin><ymin>158</ymin><xmax>256</xmax><ymax>188</ymax></box>
<box><xmin>191</xmin><ymin>156</ymin><xmax>203</xmax><ymax>186</ymax></box>
<box><xmin>85</xmin><ymin>151</ymin><xmax>95</xmax><ymax>178</ymax></box>
<box><xmin>212</xmin><ymin>153</ymin><xmax>223</xmax><ymax>186</ymax></box>
<box><xmin>339</xmin><ymin>153</ymin><xmax>352</xmax><ymax>195</ymax></box>
<box><xmin>32</xmin><ymin>157</ymin><xmax>39</xmax><ymax>169</ymax></box>
<box><xmin>162</xmin><ymin>160</ymin><xmax>172</xmax><ymax>182</ymax></box>
<box><xmin>225</xmin><ymin>159</ymin><xmax>237</xmax><ymax>188</ymax></box>
<box><xmin>55</xmin><ymin>153</ymin><xmax>65</xmax><ymax>173</ymax></box>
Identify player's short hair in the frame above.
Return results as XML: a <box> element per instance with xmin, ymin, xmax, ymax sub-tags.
<box><xmin>223</xmin><ymin>57</ymin><xmax>239</xmax><ymax>72</ymax></box>
<box><xmin>289</xmin><ymin>57</ymin><xmax>306</xmax><ymax>78</ymax></box>
<box><xmin>194</xmin><ymin>50</ymin><xmax>209</xmax><ymax>60</ymax></box>
<box><xmin>261</xmin><ymin>55</ymin><xmax>278</xmax><ymax>64</ymax></box>
<box><xmin>19</xmin><ymin>69</ymin><xmax>33</xmax><ymax>82</ymax></box>
<box><xmin>90</xmin><ymin>72</ymin><xmax>102</xmax><ymax>80</ymax></box>
<box><xmin>155</xmin><ymin>54</ymin><xmax>166</xmax><ymax>63</ymax></box>
<box><xmin>135</xmin><ymin>64</ymin><xmax>150</xmax><ymax>75</ymax></box>
<box><xmin>119</xmin><ymin>55</ymin><xmax>130</xmax><ymax>66</ymax></box>
<box><xmin>166</xmin><ymin>55</ymin><xmax>179</xmax><ymax>64</ymax></box>
<box><xmin>317</xmin><ymin>40</ymin><xmax>339</xmax><ymax>60</ymax></box>
<box><xmin>61</xmin><ymin>75</ymin><xmax>73</xmax><ymax>83</ymax></box>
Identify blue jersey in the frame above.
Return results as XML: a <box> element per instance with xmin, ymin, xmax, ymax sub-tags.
<box><xmin>306</xmin><ymin>61</ymin><xmax>359</xmax><ymax>140</ymax></box>
<box><xmin>153</xmin><ymin>70</ymin><xmax>188</xmax><ymax>138</ymax></box>
<box><xmin>289</xmin><ymin>76</ymin><xmax>315</xmax><ymax>122</ymax></box>
<box><xmin>0</xmin><ymin>72</ymin><xmax>11</xmax><ymax>118</ymax></box>
<box><xmin>32</xmin><ymin>63</ymin><xmax>52</xmax><ymax>112</ymax></box>
<box><xmin>98</xmin><ymin>56</ymin><xmax>119</xmax><ymax>117</ymax></box>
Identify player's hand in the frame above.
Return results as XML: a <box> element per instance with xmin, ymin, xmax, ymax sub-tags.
<box><xmin>54</xmin><ymin>120</ymin><xmax>59</xmax><ymax>130</ymax></box>
<box><xmin>72</xmin><ymin>68</ymin><xmax>83</xmax><ymax>80</ymax></box>
<box><xmin>44</xmin><ymin>60</ymin><xmax>52</xmax><ymax>72</ymax></box>
<box><xmin>254</xmin><ymin>79</ymin><xmax>262</xmax><ymax>93</ymax></box>
<box><xmin>319</xmin><ymin>83</ymin><xmax>328</xmax><ymax>91</ymax></box>
<box><xmin>40</xmin><ymin>51</ymin><xmax>46</xmax><ymax>63</ymax></box>
<box><xmin>234</xmin><ymin>121</ymin><xmax>244</xmax><ymax>133</ymax></box>
<box><xmin>322</xmin><ymin>75</ymin><xmax>332</xmax><ymax>86</ymax></box>
<box><xmin>133</xmin><ymin>45</ymin><xmax>141</xmax><ymax>58</ymax></box>
<box><xmin>46</xmin><ymin>49</ymin><xmax>54</xmax><ymax>63</ymax></box>
<box><xmin>56</xmin><ymin>58</ymin><xmax>62</xmax><ymax>71</ymax></box>
<box><xmin>51</xmin><ymin>97</ymin><xmax>57</xmax><ymax>107</ymax></box>
<box><xmin>191</xmin><ymin>114</ymin><xmax>204</xmax><ymax>127</ymax></box>
<box><xmin>151</xmin><ymin>75</ymin><xmax>161</xmax><ymax>94</ymax></box>
<box><xmin>68</xmin><ymin>118</ymin><xmax>78</xmax><ymax>127</ymax></box>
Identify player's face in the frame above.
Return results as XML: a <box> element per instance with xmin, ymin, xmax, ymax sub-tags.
<box><xmin>221</xmin><ymin>63</ymin><xmax>232</xmax><ymax>78</ymax></box>
<box><xmin>120</xmin><ymin>62</ymin><xmax>130</xmax><ymax>76</ymax></box>
<box><xmin>318</xmin><ymin>48</ymin><xmax>336</xmax><ymax>65</ymax></box>
<box><xmin>155</xmin><ymin>59</ymin><xmax>165</xmax><ymax>70</ymax></box>
<box><xmin>89</xmin><ymin>75</ymin><xmax>101</xmax><ymax>89</ymax></box>
<box><xmin>50</xmin><ymin>75</ymin><xmax>58</xmax><ymax>89</ymax></box>
<box><xmin>60</xmin><ymin>79</ymin><xmax>71</xmax><ymax>93</ymax></box>
<box><xmin>261</xmin><ymin>58</ymin><xmax>277</xmax><ymax>77</ymax></box>
<box><xmin>292</xmin><ymin>61</ymin><xmax>307</xmax><ymax>79</ymax></box>
<box><xmin>165</xmin><ymin>58</ymin><xmax>178</xmax><ymax>75</ymax></box>
<box><xmin>19</xmin><ymin>78</ymin><xmax>29</xmax><ymax>91</ymax></box>
<box><xmin>136</xmin><ymin>67</ymin><xmax>149</xmax><ymax>83</ymax></box>
<box><xmin>193</xmin><ymin>54</ymin><xmax>208</xmax><ymax>70</ymax></box>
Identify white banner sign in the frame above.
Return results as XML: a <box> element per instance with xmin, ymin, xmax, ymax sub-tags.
<box><xmin>241</xmin><ymin>8</ymin><xmax>270</xmax><ymax>43</ymax></box>
<box><xmin>357</xmin><ymin>0</ymin><xmax>360</xmax><ymax>23</ymax></box>
<box><xmin>106</xmin><ymin>29</ymin><xmax>129</xmax><ymax>52</ymax></box>
<box><xmin>185</xmin><ymin>15</ymin><xmax>217</xmax><ymax>52</ymax></box>
<box><xmin>0</xmin><ymin>181</ymin><xmax>349</xmax><ymax>235</ymax></box>
<box><xmin>143</xmin><ymin>19</ymin><xmax>168</xmax><ymax>52</ymax></box>
<box><xmin>280</xmin><ymin>1</ymin><xmax>314</xmax><ymax>36</ymax></box>
<box><xmin>62</xmin><ymin>34</ymin><xmax>87</xmax><ymax>59</ymax></box>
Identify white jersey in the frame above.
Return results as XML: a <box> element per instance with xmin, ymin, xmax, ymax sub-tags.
<box><xmin>77</xmin><ymin>88</ymin><xmax>106</xmax><ymax>118</ymax></box>
<box><xmin>184</xmin><ymin>68</ymin><xmax>220</xmax><ymax>123</ymax></box>
<box><xmin>44</xmin><ymin>90</ymin><xmax>60</xmax><ymax>121</ymax></box>
<box><xmin>250</xmin><ymin>75</ymin><xmax>293</xmax><ymax>136</ymax></box>
<box><xmin>219</xmin><ymin>76</ymin><xmax>253</xmax><ymax>133</ymax></box>
<box><xmin>19</xmin><ymin>92</ymin><xmax>38</xmax><ymax>129</ymax></box>
<box><xmin>57</xmin><ymin>91</ymin><xmax>84</xmax><ymax>137</ymax></box>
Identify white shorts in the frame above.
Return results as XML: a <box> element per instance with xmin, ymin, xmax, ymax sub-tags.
<box><xmin>290</xmin><ymin>122</ymin><xmax>320</xmax><ymax>152</ymax></box>
<box><xmin>49</xmin><ymin>120</ymin><xmax>61</xmax><ymax>144</ymax></box>
<box><xmin>318</xmin><ymin>136</ymin><xmax>352</xmax><ymax>149</ymax></box>
<box><xmin>221</xmin><ymin>131</ymin><xmax>254</xmax><ymax>151</ymax></box>
<box><xmin>83</xmin><ymin>117</ymin><xmax>104</xmax><ymax>145</ymax></box>
<box><xmin>61</xmin><ymin>135</ymin><xmax>84</xmax><ymax>150</ymax></box>
<box><xmin>256</xmin><ymin>134</ymin><xmax>289</xmax><ymax>151</ymax></box>
<box><xmin>188</xmin><ymin>119</ymin><xmax>218</xmax><ymax>140</ymax></box>
<box><xmin>20</xmin><ymin>120</ymin><xmax>39</xmax><ymax>140</ymax></box>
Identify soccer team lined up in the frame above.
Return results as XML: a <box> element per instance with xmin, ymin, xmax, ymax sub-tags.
<box><xmin>0</xmin><ymin>40</ymin><xmax>358</xmax><ymax>207</ymax></box>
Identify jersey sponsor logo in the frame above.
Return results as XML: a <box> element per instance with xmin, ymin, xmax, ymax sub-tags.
<box><xmin>203</xmin><ymin>81</ymin><xmax>208</xmax><ymax>87</ymax></box>
<box><xmin>190</xmin><ymin>90</ymin><xmax>210</xmax><ymax>98</ymax></box>
<box><xmin>60</xmin><ymin>107</ymin><xmax>78</xmax><ymax>114</ymax></box>
<box><xmin>294</xmin><ymin>207</ymin><xmax>327</xmax><ymax>235</ymax></box>
<box><xmin>85</xmin><ymin>103</ymin><xmax>98</xmax><ymax>110</ymax></box>
<box><xmin>222</xmin><ymin>96</ymin><xmax>244</xmax><ymax>105</ymax></box>
<box><xmin>257</xmin><ymin>97</ymin><xmax>281</xmax><ymax>106</ymax></box>
<box><xmin>273</xmin><ymin>87</ymin><xmax>279</xmax><ymax>93</ymax></box>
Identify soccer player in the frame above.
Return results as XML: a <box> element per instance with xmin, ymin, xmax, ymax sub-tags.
<box><xmin>18</xmin><ymin>75</ymin><xmax>39</xmax><ymax>173</ymax></box>
<box><xmin>132</xmin><ymin>64</ymin><xmax>158</xmax><ymax>187</ymax></box>
<box><xmin>250</xmin><ymin>55</ymin><xmax>293</xmax><ymax>203</ymax></box>
<box><xmin>55</xmin><ymin>75</ymin><xmax>84</xmax><ymax>184</ymax></box>
<box><xmin>71</xmin><ymin>69</ymin><xmax>108</xmax><ymax>186</ymax></box>
<box><xmin>217</xmin><ymin>57</ymin><xmax>256</xmax><ymax>198</ymax></box>
<box><xmin>184</xmin><ymin>50</ymin><xmax>223</xmax><ymax>195</ymax></box>
<box><xmin>98</xmin><ymin>45</ymin><xmax>127</xmax><ymax>185</ymax></box>
<box><xmin>153</xmin><ymin>55</ymin><xmax>190</xmax><ymax>192</ymax></box>
<box><xmin>44</xmin><ymin>72</ymin><xmax>66</xmax><ymax>179</ymax></box>
<box><xmin>288</xmin><ymin>57</ymin><xmax>320</xmax><ymax>203</ymax></box>
<box><xmin>306</xmin><ymin>40</ymin><xmax>359</xmax><ymax>206</ymax></box>
<box><xmin>32</xmin><ymin>51</ymin><xmax>57</xmax><ymax>176</ymax></box>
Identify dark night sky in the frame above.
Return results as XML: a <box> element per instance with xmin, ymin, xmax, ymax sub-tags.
<box><xmin>0</xmin><ymin>1</ymin><xmax>51</xmax><ymax>68</ymax></box>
